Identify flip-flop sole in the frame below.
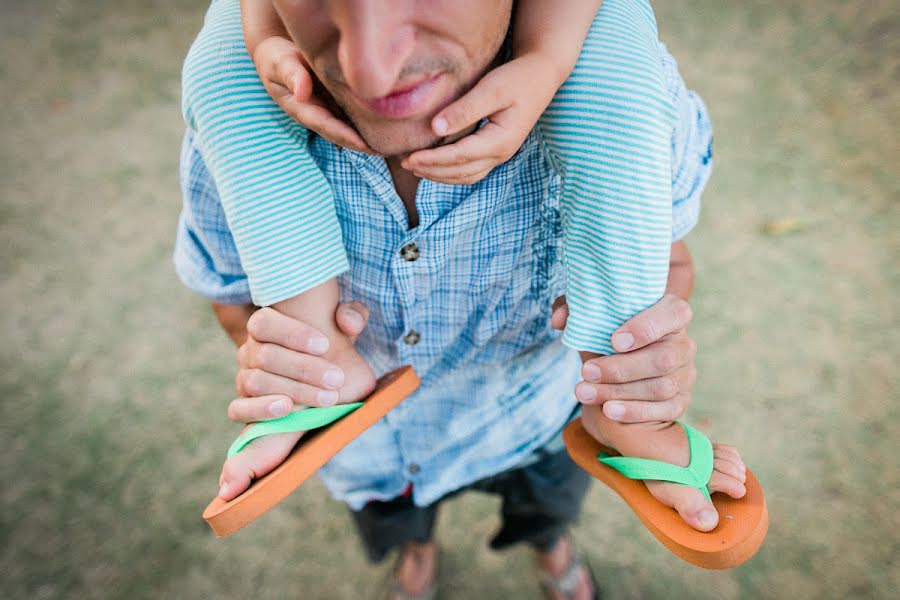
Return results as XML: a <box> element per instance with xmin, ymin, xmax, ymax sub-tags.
<box><xmin>203</xmin><ymin>365</ymin><xmax>420</xmax><ymax>538</ymax></box>
<box><xmin>563</xmin><ymin>418</ymin><xmax>768</xmax><ymax>569</ymax></box>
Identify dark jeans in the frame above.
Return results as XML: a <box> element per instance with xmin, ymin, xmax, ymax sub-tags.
<box><xmin>349</xmin><ymin>443</ymin><xmax>590</xmax><ymax>563</ymax></box>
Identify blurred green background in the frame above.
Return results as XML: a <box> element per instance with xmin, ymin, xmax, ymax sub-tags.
<box><xmin>1</xmin><ymin>1</ymin><xmax>897</xmax><ymax>598</ymax></box>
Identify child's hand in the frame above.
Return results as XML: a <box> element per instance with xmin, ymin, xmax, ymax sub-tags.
<box><xmin>250</xmin><ymin>36</ymin><xmax>372</xmax><ymax>153</ymax></box>
<box><xmin>402</xmin><ymin>54</ymin><xmax>563</xmax><ymax>185</ymax></box>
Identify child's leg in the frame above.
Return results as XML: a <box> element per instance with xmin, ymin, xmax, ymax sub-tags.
<box><xmin>540</xmin><ymin>0</ymin><xmax>744</xmax><ymax>531</ymax></box>
<box><xmin>183</xmin><ymin>0</ymin><xmax>347</xmax><ymax>308</ymax></box>
<box><xmin>184</xmin><ymin>1</ymin><xmax>375</xmax><ymax>498</ymax></box>
<box><xmin>540</xmin><ymin>0</ymin><xmax>673</xmax><ymax>356</ymax></box>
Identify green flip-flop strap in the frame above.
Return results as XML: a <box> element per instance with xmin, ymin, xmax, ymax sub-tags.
<box><xmin>597</xmin><ymin>421</ymin><xmax>714</xmax><ymax>502</ymax></box>
<box><xmin>226</xmin><ymin>402</ymin><xmax>364</xmax><ymax>459</ymax></box>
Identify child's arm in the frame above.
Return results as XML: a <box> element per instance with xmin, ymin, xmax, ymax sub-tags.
<box><xmin>402</xmin><ymin>0</ymin><xmax>603</xmax><ymax>183</ymax></box>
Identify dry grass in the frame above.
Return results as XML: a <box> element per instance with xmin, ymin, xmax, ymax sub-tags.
<box><xmin>1</xmin><ymin>1</ymin><xmax>897</xmax><ymax>598</ymax></box>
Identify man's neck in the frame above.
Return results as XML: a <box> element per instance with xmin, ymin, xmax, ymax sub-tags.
<box><xmin>382</xmin><ymin>122</ymin><xmax>481</xmax><ymax>229</ymax></box>
<box><xmin>386</xmin><ymin>155</ymin><xmax>421</xmax><ymax>229</ymax></box>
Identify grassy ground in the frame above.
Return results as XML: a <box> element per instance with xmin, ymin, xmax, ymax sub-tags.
<box><xmin>1</xmin><ymin>1</ymin><xmax>897</xmax><ymax>598</ymax></box>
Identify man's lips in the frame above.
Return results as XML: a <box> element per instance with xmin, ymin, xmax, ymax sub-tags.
<box><xmin>363</xmin><ymin>75</ymin><xmax>442</xmax><ymax>119</ymax></box>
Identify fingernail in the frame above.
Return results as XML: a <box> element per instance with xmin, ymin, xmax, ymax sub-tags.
<box><xmin>322</xmin><ymin>367</ymin><xmax>344</xmax><ymax>388</ymax></box>
<box><xmin>268</xmin><ymin>398</ymin><xmax>291</xmax><ymax>418</ymax></box>
<box><xmin>613</xmin><ymin>332</ymin><xmax>635</xmax><ymax>351</ymax></box>
<box><xmin>433</xmin><ymin>117</ymin><xmax>449</xmax><ymax>135</ymax></box>
<box><xmin>308</xmin><ymin>335</ymin><xmax>329</xmax><ymax>354</ymax></box>
<box><xmin>698</xmin><ymin>508</ymin><xmax>718</xmax><ymax>528</ymax></box>
<box><xmin>606</xmin><ymin>402</ymin><xmax>625</xmax><ymax>420</ymax></box>
<box><xmin>582</xmin><ymin>364</ymin><xmax>601</xmax><ymax>382</ymax></box>
<box><xmin>575</xmin><ymin>384</ymin><xmax>596</xmax><ymax>402</ymax></box>
<box><xmin>218</xmin><ymin>483</ymin><xmax>230</xmax><ymax>498</ymax></box>
<box><xmin>317</xmin><ymin>390</ymin><xmax>339</xmax><ymax>406</ymax></box>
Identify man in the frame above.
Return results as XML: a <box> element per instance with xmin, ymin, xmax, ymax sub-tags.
<box><xmin>175</xmin><ymin>1</ymin><xmax>704</xmax><ymax>597</ymax></box>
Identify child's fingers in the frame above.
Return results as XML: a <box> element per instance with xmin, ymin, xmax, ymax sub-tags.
<box><xmin>405</xmin><ymin>122</ymin><xmax>508</xmax><ymax>168</ymax></box>
<box><xmin>277</xmin><ymin>98</ymin><xmax>372</xmax><ymax>153</ymax></box>
<box><xmin>274</xmin><ymin>54</ymin><xmax>313</xmax><ymax>102</ymax></box>
<box><xmin>431</xmin><ymin>70</ymin><xmax>513</xmax><ymax>137</ymax></box>
<box><xmin>412</xmin><ymin>159</ymin><xmax>496</xmax><ymax>185</ymax></box>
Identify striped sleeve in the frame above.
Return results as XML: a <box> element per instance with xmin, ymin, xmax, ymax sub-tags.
<box><xmin>540</xmin><ymin>0</ymin><xmax>676</xmax><ymax>354</ymax></box>
<box><xmin>181</xmin><ymin>0</ymin><xmax>347</xmax><ymax>307</ymax></box>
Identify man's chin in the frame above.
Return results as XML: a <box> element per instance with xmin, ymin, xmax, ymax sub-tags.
<box><xmin>355</xmin><ymin>121</ymin><xmax>442</xmax><ymax>159</ymax></box>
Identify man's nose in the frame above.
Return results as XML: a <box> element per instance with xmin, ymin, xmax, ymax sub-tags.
<box><xmin>333</xmin><ymin>0</ymin><xmax>416</xmax><ymax>99</ymax></box>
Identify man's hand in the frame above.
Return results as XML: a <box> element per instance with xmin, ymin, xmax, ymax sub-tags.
<box><xmin>226</xmin><ymin>301</ymin><xmax>370</xmax><ymax>425</ymax></box>
<box><xmin>551</xmin><ymin>294</ymin><xmax>697</xmax><ymax>424</ymax></box>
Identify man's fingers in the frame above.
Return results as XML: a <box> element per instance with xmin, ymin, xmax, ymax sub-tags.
<box><xmin>611</xmin><ymin>294</ymin><xmax>693</xmax><ymax>352</ymax></box>
<box><xmin>238</xmin><ymin>339</ymin><xmax>344</xmax><ymax>388</ymax></box>
<box><xmin>246</xmin><ymin>307</ymin><xmax>330</xmax><ymax>354</ymax></box>
<box><xmin>574</xmin><ymin>369</ymin><xmax>690</xmax><ymax>405</ymax></box>
<box><xmin>582</xmin><ymin>333</ymin><xmax>693</xmax><ymax>384</ymax></box>
<box><xmin>430</xmin><ymin>70</ymin><xmax>512</xmax><ymax>137</ymax></box>
<box><xmin>335</xmin><ymin>301</ymin><xmax>370</xmax><ymax>339</ymax></box>
<box><xmin>227</xmin><ymin>394</ymin><xmax>294</xmax><ymax>423</ymax></box>
<box><xmin>235</xmin><ymin>368</ymin><xmax>340</xmax><ymax>407</ymax></box>
<box><xmin>550</xmin><ymin>295</ymin><xmax>569</xmax><ymax>330</ymax></box>
<box><xmin>599</xmin><ymin>392</ymin><xmax>691</xmax><ymax>423</ymax></box>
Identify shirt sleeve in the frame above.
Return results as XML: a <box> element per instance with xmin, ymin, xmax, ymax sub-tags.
<box><xmin>173</xmin><ymin>129</ymin><xmax>253</xmax><ymax>305</ymax></box>
<box><xmin>659</xmin><ymin>43</ymin><xmax>714</xmax><ymax>241</ymax></box>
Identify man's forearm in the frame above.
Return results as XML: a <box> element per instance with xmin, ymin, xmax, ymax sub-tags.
<box><xmin>211</xmin><ymin>302</ymin><xmax>257</xmax><ymax>347</ymax></box>
<box><xmin>665</xmin><ymin>241</ymin><xmax>694</xmax><ymax>301</ymax></box>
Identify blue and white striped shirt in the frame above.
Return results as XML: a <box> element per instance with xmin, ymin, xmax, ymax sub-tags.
<box><xmin>175</xmin><ymin>71</ymin><xmax>711</xmax><ymax>508</ymax></box>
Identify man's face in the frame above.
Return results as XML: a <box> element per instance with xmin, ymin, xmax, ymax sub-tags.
<box><xmin>272</xmin><ymin>0</ymin><xmax>513</xmax><ymax>157</ymax></box>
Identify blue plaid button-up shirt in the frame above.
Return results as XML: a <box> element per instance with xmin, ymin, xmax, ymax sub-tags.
<box><xmin>175</xmin><ymin>76</ymin><xmax>709</xmax><ymax>509</ymax></box>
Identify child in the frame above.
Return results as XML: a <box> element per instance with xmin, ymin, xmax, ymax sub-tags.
<box><xmin>183</xmin><ymin>0</ymin><xmax>747</xmax><ymax>533</ymax></box>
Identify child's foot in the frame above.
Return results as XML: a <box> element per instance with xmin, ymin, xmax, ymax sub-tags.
<box><xmin>217</xmin><ymin>343</ymin><xmax>376</xmax><ymax>502</ymax></box>
<box><xmin>217</xmin><ymin>429</ymin><xmax>303</xmax><ymax>501</ymax></box>
<box><xmin>581</xmin><ymin>405</ymin><xmax>748</xmax><ymax>532</ymax></box>
<box><xmin>325</xmin><ymin>337</ymin><xmax>377</xmax><ymax>404</ymax></box>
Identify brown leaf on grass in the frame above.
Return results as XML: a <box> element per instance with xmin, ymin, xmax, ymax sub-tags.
<box><xmin>762</xmin><ymin>218</ymin><xmax>805</xmax><ymax>236</ymax></box>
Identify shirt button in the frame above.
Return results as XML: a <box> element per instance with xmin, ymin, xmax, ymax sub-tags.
<box><xmin>400</xmin><ymin>242</ymin><xmax>420</xmax><ymax>262</ymax></box>
<box><xmin>403</xmin><ymin>330</ymin><xmax>421</xmax><ymax>345</ymax></box>
<box><xmin>408</xmin><ymin>464</ymin><xmax>421</xmax><ymax>474</ymax></box>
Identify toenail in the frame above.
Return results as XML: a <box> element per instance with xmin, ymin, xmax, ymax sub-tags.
<box><xmin>698</xmin><ymin>508</ymin><xmax>718</xmax><ymax>527</ymax></box>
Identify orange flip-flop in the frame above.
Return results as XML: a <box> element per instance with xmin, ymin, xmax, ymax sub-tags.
<box><xmin>203</xmin><ymin>365</ymin><xmax>420</xmax><ymax>538</ymax></box>
<box><xmin>563</xmin><ymin>418</ymin><xmax>768</xmax><ymax>569</ymax></box>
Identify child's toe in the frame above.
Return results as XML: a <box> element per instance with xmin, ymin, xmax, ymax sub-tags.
<box><xmin>708</xmin><ymin>470</ymin><xmax>747</xmax><ymax>499</ymax></box>
<box><xmin>712</xmin><ymin>443</ymin><xmax>745</xmax><ymax>470</ymax></box>
<box><xmin>217</xmin><ymin>431</ymin><xmax>302</xmax><ymax>501</ymax></box>
<box><xmin>647</xmin><ymin>481</ymin><xmax>719</xmax><ymax>532</ymax></box>
<box><xmin>714</xmin><ymin>458</ymin><xmax>747</xmax><ymax>483</ymax></box>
